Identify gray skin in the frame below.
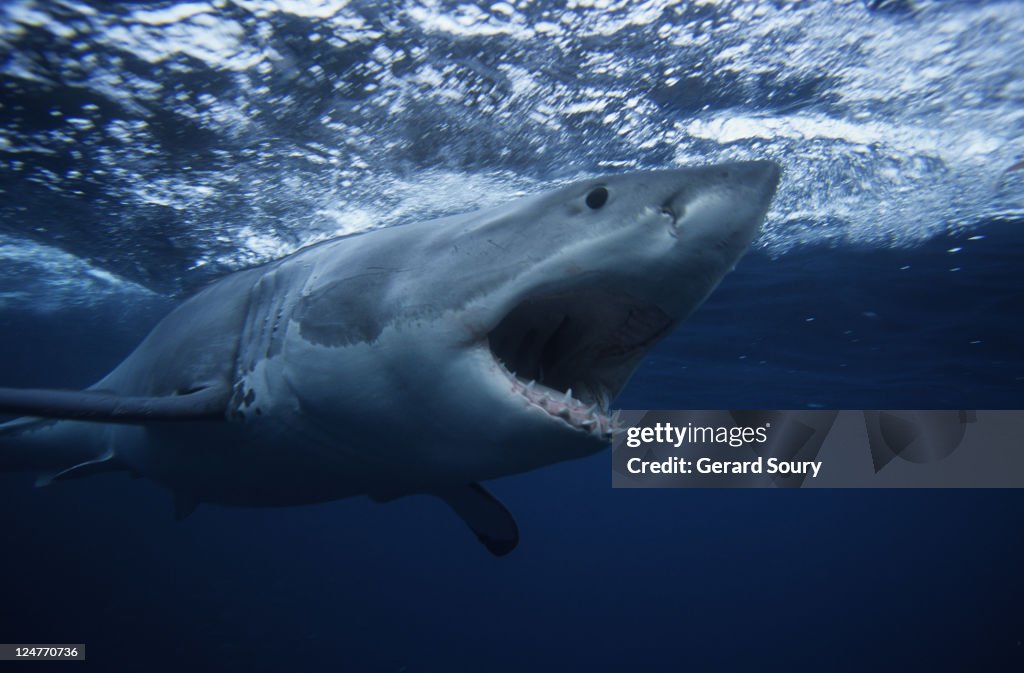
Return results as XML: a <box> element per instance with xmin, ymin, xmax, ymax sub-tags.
<box><xmin>0</xmin><ymin>161</ymin><xmax>780</xmax><ymax>553</ymax></box>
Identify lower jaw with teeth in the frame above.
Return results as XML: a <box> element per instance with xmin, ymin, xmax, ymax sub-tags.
<box><xmin>501</xmin><ymin>365</ymin><xmax>617</xmax><ymax>440</ymax></box>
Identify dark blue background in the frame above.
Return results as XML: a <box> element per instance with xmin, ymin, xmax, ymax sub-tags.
<box><xmin>1</xmin><ymin>218</ymin><xmax>1022</xmax><ymax>672</ymax></box>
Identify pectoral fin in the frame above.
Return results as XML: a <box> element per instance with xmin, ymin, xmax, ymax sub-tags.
<box><xmin>0</xmin><ymin>385</ymin><xmax>228</xmax><ymax>423</ymax></box>
<box><xmin>434</xmin><ymin>484</ymin><xmax>519</xmax><ymax>557</ymax></box>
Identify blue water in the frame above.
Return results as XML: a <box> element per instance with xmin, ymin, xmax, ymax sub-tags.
<box><xmin>2</xmin><ymin>0</ymin><xmax>1023</xmax><ymax>671</ymax></box>
<box><xmin>628</xmin><ymin>218</ymin><xmax>1024</xmax><ymax>410</ymax></box>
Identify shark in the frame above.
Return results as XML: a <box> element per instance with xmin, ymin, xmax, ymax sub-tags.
<box><xmin>0</xmin><ymin>161</ymin><xmax>780</xmax><ymax>555</ymax></box>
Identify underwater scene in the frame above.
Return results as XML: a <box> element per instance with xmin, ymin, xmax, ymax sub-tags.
<box><xmin>1</xmin><ymin>1</ymin><xmax>1022</xmax><ymax>671</ymax></box>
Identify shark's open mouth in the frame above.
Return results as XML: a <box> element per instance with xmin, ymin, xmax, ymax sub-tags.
<box><xmin>487</xmin><ymin>290</ymin><xmax>674</xmax><ymax>439</ymax></box>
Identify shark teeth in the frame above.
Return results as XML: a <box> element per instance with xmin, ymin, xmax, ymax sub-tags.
<box><xmin>497</xmin><ymin>362</ymin><xmax>613</xmax><ymax>439</ymax></box>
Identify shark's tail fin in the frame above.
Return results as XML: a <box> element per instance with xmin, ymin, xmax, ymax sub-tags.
<box><xmin>0</xmin><ymin>417</ymin><xmax>54</xmax><ymax>472</ymax></box>
<box><xmin>0</xmin><ymin>416</ymin><xmax>113</xmax><ymax>483</ymax></box>
<box><xmin>0</xmin><ymin>382</ymin><xmax>228</xmax><ymax>481</ymax></box>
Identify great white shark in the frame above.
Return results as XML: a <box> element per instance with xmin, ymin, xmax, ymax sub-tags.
<box><xmin>0</xmin><ymin>161</ymin><xmax>780</xmax><ymax>555</ymax></box>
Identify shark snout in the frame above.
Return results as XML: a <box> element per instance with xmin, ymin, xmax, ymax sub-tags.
<box><xmin>718</xmin><ymin>160</ymin><xmax>779</xmax><ymax>248</ymax></box>
<box><xmin>708</xmin><ymin>160</ymin><xmax>782</xmax><ymax>208</ymax></box>
<box><xmin>663</xmin><ymin>160</ymin><xmax>781</xmax><ymax>250</ymax></box>
<box><xmin>733</xmin><ymin>159</ymin><xmax>781</xmax><ymax>202</ymax></box>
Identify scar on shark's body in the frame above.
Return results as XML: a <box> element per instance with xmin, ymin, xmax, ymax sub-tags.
<box><xmin>0</xmin><ymin>162</ymin><xmax>781</xmax><ymax>556</ymax></box>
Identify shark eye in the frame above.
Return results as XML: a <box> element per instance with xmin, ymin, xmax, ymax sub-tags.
<box><xmin>585</xmin><ymin>187</ymin><xmax>608</xmax><ymax>210</ymax></box>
